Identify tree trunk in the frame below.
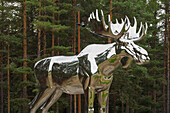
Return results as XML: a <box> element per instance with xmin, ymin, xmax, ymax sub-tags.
<box><xmin>71</xmin><ymin>0</ymin><xmax>74</xmax><ymax>53</ymax></box>
<box><xmin>135</xmin><ymin>91</ymin><xmax>138</xmax><ymax>113</ymax></box>
<box><xmin>153</xmin><ymin>81</ymin><xmax>156</xmax><ymax>113</ymax></box>
<box><xmin>7</xmin><ymin>39</ymin><xmax>10</xmax><ymax>113</ymax></box>
<box><xmin>78</xmin><ymin>11</ymin><xmax>80</xmax><ymax>53</ymax></box>
<box><xmin>78</xmin><ymin>94</ymin><xmax>81</xmax><ymax>113</ymax></box>
<box><xmin>74</xmin><ymin>0</ymin><xmax>76</xmax><ymax>54</ymax></box>
<box><xmin>23</xmin><ymin>0</ymin><xmax>27</xmax><ymax>99</ymax></box>
<box><xmin>163</xmin><ymin>6</ymin><xmax>167</xmax><ymax>113</ymax></box>
<box><xmin>57</xmin><ymin>7</ymin><xmax>60</xmax><ymax>55</ymax></box>
<box><xmin>152</xmin><ymin>11</ymin><xmax>157</xmax><ymax>113</ymax></box>
<box><xmin>167</xmin><ymin>3</ymin><xmax>170</xmax><ymax>113</ymax></box>
<box><xmin>122</xmin><ymin>103</ymin><xmax>124</xmax><ymax>113</ymax></box>
<box><xmin>73</xmin><ymin>0</ymin><xmax>77</xmax><ymax>113</ymax></box>
<box><xmin>43</xmin><ymin>30</ymin><xmax>46</xmax><ymax>56</ymax></box>
<box><xmin>0</xmin><ymin>1</ymin><xmax>4</xmax><ymax>112</ymax></box>
<box><xmin>43</xmin><ymin>7</ymin><xmax>47</xmax><ymax>56</ymax></box>
<box><xmin>78</xmin><ymin>10</ymin><xmax>81</xmax><ymax>113</ymax></box>
<box><xmin>56</xmin><ymin>103</ymin><xmax>59</xmax><ymax>113</ymax></box>
<box><xmin>0</xmin><ymin>50</ymin><xmax>4</xmax><ymax>113</ymax></box>
<box><xmin>52</xmin><ymin>31</ymin><xmax>55</xmax><ymax>56</ymax></box>
<box><xmin>106</xmin><ymin>94</ymin><xmax>109</xmax><ymax>113</ymax></box>
<box><xmin>52</xmin><ymin>0</ymin><xmax>56</xmax><ymax>56</ymax></box>
<box><xmin>126</xmin><ymin>103</ymin><xmax>129</xmax><ymax>113</ymax></box>
<box><xmin>84</xmin><ymin>90</ymin><xmax>88</xmax><ymax>113</ymax></box>
<box><xmin>113</xmin><ymin>93</ymin><xmax>116</xmax><ymax>113</ymax></box>
<box><xmin>108</xmin><ymin>0</ymin><xmax>112</xmax><ymax>43</ymax></box>
<box><xmin>38</xmin><ymin>0</ymin><xmax>41</xmax><ymax>58</ymax></box>
<box><xmin>70</xmin><ymin>95</ymin><xmax>73</xmax><ymax>113</ymax></box>
<box><xmin>74</xmin><ymin>94</ymin><xmax>77</xmax><ymax>113</ymax></box>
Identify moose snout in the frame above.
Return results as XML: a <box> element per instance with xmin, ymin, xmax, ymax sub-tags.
<box><xmin>135</xmin><ymin>54</ymin><xmax>150</xmax><ymax>65</ymax></box>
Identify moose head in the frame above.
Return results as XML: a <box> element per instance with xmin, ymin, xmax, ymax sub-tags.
<box><xmin>87</xmin><ymin>9</ymin><xmax>150</xmax><ymax>65</ymax></box>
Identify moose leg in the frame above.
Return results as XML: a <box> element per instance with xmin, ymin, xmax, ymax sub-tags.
<box><xmin>97</xmin><ymin>90</ymin><xmax>109</xmax><ymax>113</ymax></box>
<box><xmin>42</xmin><ymin>88</ymin><xmax>63</xmax><ymax>113</ymax></box>
<box><xmin>88</xmin><ymin>87</ymin><xmax>95</xmax><ymax>113</ymax></box>
<box><xmin>30</xmin><ymin>87</ymin><xmax>56</xmax><ymax>113</ymax></box>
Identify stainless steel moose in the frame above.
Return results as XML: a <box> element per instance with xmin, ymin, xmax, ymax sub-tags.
<box><xmin>29</xmin><ymin>9</ymin><xmax>150</xmax><ymax>113</ymax></box>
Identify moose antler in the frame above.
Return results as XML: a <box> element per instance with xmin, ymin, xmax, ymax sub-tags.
<box><xmin>88</xmin><ymin>9</ymin><xmax>148</xmax><ymax>42</ymax></box>
<box><xmin>88</xmin><ymin>9</ymin><xmax>128</xmax><ymax>41</ymax></box>
<box><xmin>124</xmin><ymin>16</ymin><xmax>148</xmax><ymax>42</ymax></box>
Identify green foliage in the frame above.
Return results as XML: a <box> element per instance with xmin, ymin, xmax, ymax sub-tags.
<box><xmin>10</xmin><ymin>98</ymin><xmax>30</xmax><ymax>113</ymax></box>
<box><xmin>0</xmin><ymin>0</ymin><xmax>168</xmax><ymax>112</ymax></box>
<box><xmin>49</xmin><ymin>46</ymin><xmax>72</xmax><ymax>54</ymax></box>
<box><xmin>18</xmin><ymin>59</ymin><xmax>32</xmax><ymax>63</ymax></box>
<box><xmin>12</xmin><ymin>67</ymin><xmax>33</xmax><ymax>74</ymax></box>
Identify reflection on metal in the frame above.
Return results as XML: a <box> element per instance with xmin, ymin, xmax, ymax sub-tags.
<box><xmin>29</xmin><ymin>9</ymin><xmax>150</xmax><ymax>113</ymax></box>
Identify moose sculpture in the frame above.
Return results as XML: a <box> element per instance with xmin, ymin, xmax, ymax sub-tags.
<box><xmin>29</xmin><ymin>9</ymin><xmax>150</xmax><ymax>113</ymax></box>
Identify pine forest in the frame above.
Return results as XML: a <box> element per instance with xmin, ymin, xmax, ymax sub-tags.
<box><xmin>0</xmin><ymin>0</ymin><xmax>170</xmax><ymax>113</ymax></box>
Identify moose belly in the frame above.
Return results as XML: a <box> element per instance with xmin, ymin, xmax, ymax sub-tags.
<box><xmin>52</xmin><ymin>61</ymin><xmax>79</xmax><ymax>85</ymax></box>
<box><xmin>61</xmin><ymin>75</ymin><xmax>84</xmax><ymax>94</ymax></box>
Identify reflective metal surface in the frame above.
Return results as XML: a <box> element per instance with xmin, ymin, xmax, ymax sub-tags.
<box><xmin>30</xmin><ymin>9</ymin><xmax>150</xmax><ymax>113</ymax></box>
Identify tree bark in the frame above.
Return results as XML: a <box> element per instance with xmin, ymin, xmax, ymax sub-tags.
<box><xmin>163</xmin><ymin>5</ymin><xmax>167</xmax><ymax>112</ymax></box>
<box><xmin>57</xmin><ymin>6</ymin><xmax>60</xmax><ymax>55</ymax></box>
<box><xmin>167</xmin><ymin>3</ymin><xmax>170</xmax><ymax>113</ymax></box>
<box><xmin>106</xmin><ymin>94</ymin><xmax>109</xmax><ymax>113</ymax></box>
<box><xmin>126</xmin><ymin>103</ymin><xmax>129</xmax><ymax>113</ymax></box>
<box><xmin>0</xmin><ymin>49</ymin><xmax>4</xmax><ymax>113</ymax></box>
<box><xmin>70</xmin><ymin>95</ymin><xmax>73</xmax><ymax>113</ymax></box>
<box><xmin>153</xmin><ymin>82</ymin><xmax>156</xmax><ymax>113</ymax></box>
<box><xmin>122</xmin><ymin>103</ymin><xmax>124</xmax><ymax>113</ymax></box>
<box><xmin>73</xmin><ymin>1</ymin><xmax>77</xmax><ymax>113</ymax></box>
<box><xmin>56</xmin><ymin>103</ymin><xmax>59</xmax><ymax>113</ymax></box>
<box><xmin>108</xmin><ymin>0</ymin><xmax>112</xmax><ymax>43</ymax></box>
<box><xmin>38</xmin><ymin>0</ymin><xmax>41</xmax><ymax>58</ymax></box>
<box><xmin>7</xmin><ymin>38</ymin><xmax>10</xmax><ymax>113</ymax></box>
<box><xmin>0</xmin><ymin>1</ymin><xmax>4</xmax><ymax>112</ymax></box>
<box><xmin>43</xmin><ymin>30</ymin><xmax>46</xmax><ymax>56</ymax></box>
<box><xmin>152</xmin><ymin>11</ymin><xmax>157</xmax><ymax>113</ymax></box>
<box><xmin>42</xmin><ymin>5</ymin><xmax>46</xmax><ymax>56</ymax></box>
<box><xmin>135</xmin><ymin>91</ymin><xmax>138</xmax><ymax>113</ymax></box>
<box><xmin>23</xmin><ymin>0</ymin><xmax>27</xmax><ymax>99</ymax></box>
<box><xmin>74</xmin><ymin>0</ymin><xmax>76</xmax><ymax>54</ymax></box>
<box><xmin>52</xmin><ymin>0</ymin><xmax>56</xmax><ymax>56</ymax></box>
<box><xmin>113</xmin><ymin>93</ymin><xmax>116</xmax><ymax>113</ymax></box>
<box><xmin>78</xmin><ymin>94</ymin><xmax>81</xmax><ymax>113</ymax></box>
<box><xmin>78</xmin><ymin>10</ymin><xmax>81</xmax><ymax>113</ymax></box>
<box><xmin>74</xmin><ymin>94</ymin><xmax>77</xmax><ymax>113</ymax></box>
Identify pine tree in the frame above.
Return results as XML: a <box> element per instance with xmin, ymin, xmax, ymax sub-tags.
<box><xmin>0</xmin><ymin>0</ymin><xmax>169</xmax><ymax>112</ymax></box>
<box><xmin>0</xmin><ymin>1</ymin><xmax>5</xmax><ymax>112</ymax></box>
<box><xmin>23</xmin><ymin>0</ymin><xmax>28</xmax><ymax>101</ymax></box>
<box><xmin>38</xmin><ymin>0</ymin><xmax>41</xmax><ymax>58</ymax></box>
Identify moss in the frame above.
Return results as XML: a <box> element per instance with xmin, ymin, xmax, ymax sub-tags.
<box><xmin>99</xmin><ymin>79</ymin><xmax>111</xmax><ymax>85</ymax></box>
<box><xmin>108</xmin><ymin>55</ymin><xmax>118</xmax><ymax>63</ymax></box>
<box><xmin>93</xmin><ymin>75</ymin><xmax>101</xmax><ymax>79</ymax></box>
<box><xmin>102</xmin><ymin>92</ymin><xmax>108</xmax><ymax>98</ymax></box>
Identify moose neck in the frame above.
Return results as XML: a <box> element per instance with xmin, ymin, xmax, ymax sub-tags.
<box><xmin>97</xmin><ymin>50</ymin><xmax>131</xmax><ymax>76</ymax></box>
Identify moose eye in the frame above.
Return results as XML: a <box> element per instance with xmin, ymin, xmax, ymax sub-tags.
<box><xmin>121</xmin><ymin>57</ymin><xmax>129</xmax><ymax>66</ymax></box>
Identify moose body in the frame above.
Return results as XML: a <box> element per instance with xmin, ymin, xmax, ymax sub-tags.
<box><xmin>30</xmin><ymin>9</ymin><xmax>150</xmax><ymax>113</ymax></box>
